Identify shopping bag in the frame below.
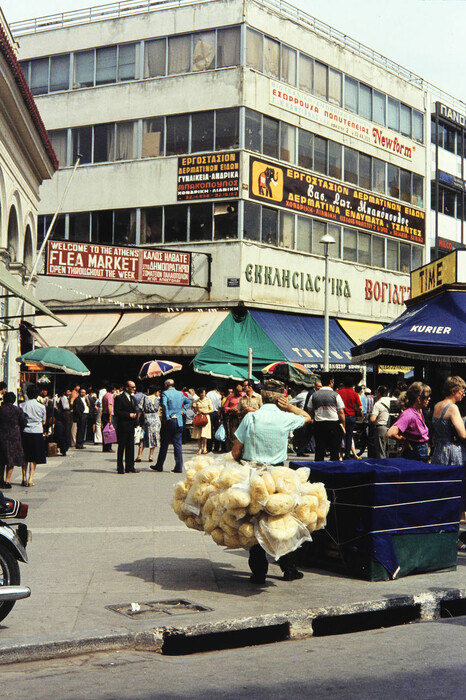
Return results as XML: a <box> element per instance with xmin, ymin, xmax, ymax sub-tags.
<box><xmin>134</xmin><ymin>426</ymin><xmax>145</xmax><ymax>444</ymax></box>
<box><xmin>102</xmin><ymin>422</ymin><xmax>117</xmax><ymax>444</ymax></box>
<box><xmin>214</xmin><ymin>423</ymin><xmax>226</xmax><ymax>442</ymax></box>
<box><xmin>192</xmin><ymin>413</ymin><xmax>208</xmax><ymax>428</ymax></box>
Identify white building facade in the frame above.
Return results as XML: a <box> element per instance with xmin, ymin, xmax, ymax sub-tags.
<box><xmin>10</xmin><ymin>0</ymin><xmax>464</xmax><ymax>373</ymax></box>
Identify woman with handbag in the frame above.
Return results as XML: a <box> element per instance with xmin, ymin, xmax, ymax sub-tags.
<box><xmin>135</xmin><ymin>386</ymin><xmax>161</xmax><ymax>462</ymax></box>
<box><xmin>191</xmin><ymin>388</ymin><xmax>214</xmax><ymax>454</ymax></box>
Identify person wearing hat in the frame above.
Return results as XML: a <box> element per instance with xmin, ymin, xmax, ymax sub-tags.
<box><xmin>232</xmin><ymin>378</ymin><xmax>311</xmax><ymax>584</ymax></box>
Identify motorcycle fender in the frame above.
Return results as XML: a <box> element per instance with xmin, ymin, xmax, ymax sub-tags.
<box><xmin>0</xmin><ymin>527</ymin><xmax>28</xmax><ymax>564</ymax></box>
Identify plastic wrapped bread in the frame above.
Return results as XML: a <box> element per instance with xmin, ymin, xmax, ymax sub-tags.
<box><xmin>172</xmin><ymin>454</ymin><xmax>330</xmax><ymax>559</ymax></box>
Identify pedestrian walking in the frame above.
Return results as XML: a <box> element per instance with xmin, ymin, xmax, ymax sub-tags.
<box><xmin>73</xmin><ymin>388</ymin><xmax>90</xmax><ymax>449</ymax></box>
<box><xmin>191</xmin><ymin>388</ymin><xmax>214</xmax><ymax>455</ymax></box>
<box><xmin>20</xmin><ymin>385</ymin><xmax>47</xmax><ymax>487</ymax></box>
<box><xmin>310</xmin><ymin>373</ymin><xmax>345</xmax><ymax>462</ymax></box>
<box><xmin>135</xmin><ymin>386</ymin><xmax>161</xmax><ymax>463</ymax></box>
<box><xmin>232</xmin><ymin>379</ymin><xmax>311</xmax><ymax>584</ymax></box>
<box><xmin>151</xmin><ymin>379</ymin><xmax>193</xmax><ymax>473</ymax></box>
<box><xmin>0</xmin><ymin>392</ymin><xmax>27</xmax><ymax>488</ymax></box>
<box><xmin>222</xmin><ymin>383</ymin><xmax>244</xmax><ymax>451</ymax></box>
<box><xmin>206</xmin><ymin>386</ymin><xmax>223</xmax><ymax>452</ymax></box>
<box><xmin>386</xmin><ymin>381</ymin><xmax>431</xmax><ymax>462</ymax></box>
<box><xmin>101</xmin><ymin>384</ymin><xmax>115</xmax><ymax>453</ymax></box>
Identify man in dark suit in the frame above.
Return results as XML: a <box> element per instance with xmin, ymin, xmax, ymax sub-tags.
<box><xmin>114</xmin><ymin>380</ymin><xmax>138</xmax><ymax>474</ymax></box>
<box><xmin>73</xmin><ymin>388</ymin><xmax>90</xmax><ymax>450</ymax></box>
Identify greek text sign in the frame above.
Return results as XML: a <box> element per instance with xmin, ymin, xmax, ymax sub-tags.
<box><xmin>249</xmin><ymin>156</ymin><xmax>425</xmax><ymax>244</ymax></box>
<box><xmin>46</xmin><ymin>241</ymin><xmax>191</xmax><ymax>286</ymax></box>
<box><xmin>270</xmin><ymin>80</ymin><xmax>417</xmax><ymax>161</ymax></box>
<box><xmin>177</xmin><ymin>152</ymin><xmax>239</xmax><ymax>200</ymax></box>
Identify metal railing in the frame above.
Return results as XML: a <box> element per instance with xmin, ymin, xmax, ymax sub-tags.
<box><xmin>10</xmin><ymin>0</ymin><xmax>466</xmax><ymax>112</ymax></box>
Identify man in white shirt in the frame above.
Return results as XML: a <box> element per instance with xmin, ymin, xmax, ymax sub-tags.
<box><xmin>206</xmin><ymin>387</ymin><xmax>223</xmax><ymax>452</ymax></box>
<box><xmin>310</xmin><ymin>373</ymin><xmax>345</xmax><ymax>461</ymax></box>
<box><xmin>369</xmin><ymin>385</ymin><xmax>392</xmax><ymax>458</ymax></box>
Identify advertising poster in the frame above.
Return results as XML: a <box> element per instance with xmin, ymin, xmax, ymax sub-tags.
<box><xmin>177</xmin><ymin>152</ymin><xmax>240</xmax><ymax>200</ymax></box>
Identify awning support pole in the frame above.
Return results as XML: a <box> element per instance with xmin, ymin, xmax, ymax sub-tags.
<box><xmin>248</xmin><ymin>347</ymin><xmax>253</xmax><ymax>379</ymax></box>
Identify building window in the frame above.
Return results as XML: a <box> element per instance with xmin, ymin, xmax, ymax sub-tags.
<box><xmin>387</xmin><ymin>164</ymin><xmax>400</xmax><ymax>199</ymax></box>
<box><xmin>166</xmin><ymin>114</ymin><xmax>189</xmax><ymax>156</ymax></box>
<box><xmin>372</xmin><ymin>158</ymin><xmax>386</xmax><ymax>194</ymax></box>
<box><xmin>192</xmin><ymin>32</ymin><xmax>216</xmax><ymax>72</ymax></box>
<box><xmin>215</xmin><ymin>108</ymin><xmax>239</xmax><ymax>150</ymax></box>
<box><xmin>262</xmin><ymin>207</ymin><xmax>278</xmax><ymax>245</ymax></box>
<box><xmin>214</xmin><ymin>202</ymin><xmax>237</xmax><ymax>239</ymax></box>
<box><xmin>72</xmin><ymin>126</ymin><xmax>92</xmax><ymax>164</ymax></box>
<box><xmin>298</xmin><ymin>129</ymin><xmax>313</xmax><ymax>170</ymax></box>
<box><xmin>92</xmin><ymin>210</ymin><xmax>113</xmax><ymax>244</ymax></box>
<box><xmin>297</xmin><ymin>215</ymin><xmax>312</xmax><ymax>253</ymax></box>
<box><xmin>343</xmin><ymin>228</ymin><xmax>357</xmax><ymax>262</ymax></box>
<box><xmin>190</xmin><ymin>203</ymin><xmax>212</xmax><ymax>241</ymax></box>
<box><xmin>400</xmin><ymin>104</ymin><xmax>411</xmax><ymax>136</ymax></box>
<box><xmin>279</xmin><ymin>211</ymin><xmax>295</xmax><ymax>248</ymax></box>
<box><xmin>49</xmin><ymin>130</ymin><xmax>68</xmax><ymax>167</ymax></box>
<box><xmin>359</xmin><ymin>83</ymin><xmax>372</xmax><ymax>120</ymax></box>
<box><xmin>373</xmin><ymin>90</ymin><xmax>386</xmax><ymax>126</ymax></box>
<box><xmin>344</xmin><ymin>147</ymin><xmax>358</xmax><ymax>185</ymax></box>
<box><xmin>387</xmin><ymin>97</ymin><xmax>400</xmax><ymax>132</ymax></box>
<box><xmin>359</xmin><ymin>153</ymin><xmax>371</xmax><ymax>190</ymax></box>
<box><xmin>314</xmin><ymin>61</ymin><xmax>327</xmax><ymax>100</ymax></box>
<box><xmin>96</xmin><ymin>46</ymin><xmax>117</xmax><ymax>85</ymax></box>
<box><xmin>264</xmin><ymin>36</ymin><xmax>280</xmax><ymax>79</ymax></box>
<box><xmin>246</xmin><ymin>28</ymin><xmax>262</xmax><ymax>71</ymax></box>
<box><xmin>191</xmin><ymin>111</ymin><xmax>215</xmax><ymax>152</ymax></box>
<box><xmin>328</xmin><ymin>141</ymin><xmax>342</xmax><ymax>180</ymax></box>
<box><xmin>358</xmin><ymin>232</ymin><xmax>371</xmax><ymax>265</ymax></box>
<box><xmin>118</xmin><ymin>44</ymin><xmax>137</xmax><ymax>81</ymax></box>
<box><xmin>281</xmin><ymin>45</ymin><xmax>296</xmax><ymax>85</ymax></box>
<box><xmin>94</xmin><ymin>123</ymin><xmax>115</xmax><ymax>162</ymax></box>
<box><xmin>164</xmin><ymin>205</ymin><xmax>187</xmax><ymax>242</ymax></box>
<box><xmin>50</xmin><ymin>54</ymin><xmax>70</xmax><ymax>92</ymax></box>
<box><xmin>243</xmin><ymin>201</ymin><xmax>261</xmax><ymax>242</ymax></box>
<box><xmin>245</xmin><ymin>109</ymin><xmax>262</xmax><ymax>152</ymax></box>
<box><xmin>313</xmin><ymin>136</ymin><xmax>327</xmax><ymax>174</ymax></box>
<box><xmin>217</xmin><ymin>26</ymin><xmax>240</xmax><ymax>67</ymax></box>
<box><xmin>372</xmin><ymin>235</ymin><xmax>385</xmax><ymax>268</ymax></box>
<box><xmin>74</xmin><ymin>50</ymin><xmax>94</xmax><ymax>88</ymax></box>
<box><xmin>142</xmin><ymin>118</ymin><xmax>164</xmax><ymax>157</ymax></box>
<box><xmin>263</xmin><ymin>116</ymin><xmax>279</xmax><ymax>159</ymax></box>
<box><xmin>312</xmin><ymin>220</ymin><xmax>326</xmax><ymax>256</ymax></box>
<box><xmin>412</xmin><ymin>111</ymin><xmax>423</xmax><ymax>143</ymax></box>
<box><xmin>344</xmin><ymin>76</ymin><xmax>358</xmax><ymax>114</ymax></box>
<box><xmin>386</xmin><ymin>239</ymin><xmax>398</xmax><ymax>270</ymax></box>
<box><xmin>115</xmin><ymin>122</ymin><xmax>136</xmax><ymax>160</ymax></box>
<box><xmin>69</xmin><ymin>212</ymin><xmax>91</xmax><ymax>242</ymax></box>
<box><xmin>280</xmin><ymin>122</ymin><xmax>295</xmax><ymax>163</ymax></box>
<box><xmin>400</xmin><ymin>169</ymin><xmax>411</xmax><ymax>203</ymax></box>
<box><xmin>168</xmin><ymin>35</ymin><xmax>191</xmax><ymax>74</ymax></box>
<box><xmin>30</xmin><ymin>58</ymin><xmax>49</xmax><ymax>95</ymax></box>
<box><xmin>144</xmin><ymin>38</ymin><xmax>166</xmax><ymax>77</ymax></box>
<box><xmin>299</xmin><ymin>54</ymin><xmax>313</xmax><ymax>92</ymax></box>
<box><xmin>140</xmin><ymin>206</ymin><xmax>163</xmax><ymax>244</ymax></box>
<box><xmin>328</xmin><ymin>68</ymin><xmax>342</xmax><ymax>106</ymax></box>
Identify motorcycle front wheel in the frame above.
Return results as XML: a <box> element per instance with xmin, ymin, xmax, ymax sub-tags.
<box><xmin>0</xmin><ymin>546</ymin><xmax>20</xmax><ymax>623</ymax></box>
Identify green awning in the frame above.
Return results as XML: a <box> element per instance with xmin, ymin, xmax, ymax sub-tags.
<box><xmin>193</xmin><ymin>310</ymin><xmax>286</xmax><ymax>376</ymax></box>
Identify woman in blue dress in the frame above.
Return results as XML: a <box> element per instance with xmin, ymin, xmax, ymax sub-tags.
<box><xmin>135</xmin><ymin>386</ymin><xmax>161</xmax><ymax>463</ymax></box>
<box><xmin>431</xmin><ymin>376</ymin><xmax>466</xmax><ymax>533</ymax></box>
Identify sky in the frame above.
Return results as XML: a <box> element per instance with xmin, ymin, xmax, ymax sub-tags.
<box><xmin>1</xmin><ymin>0</ymin><xmax>465</xmax><ymax>104</ymax></box>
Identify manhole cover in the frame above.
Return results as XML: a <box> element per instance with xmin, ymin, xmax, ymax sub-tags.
<box><xmin>106</xmin><ymin>598</ymin><xmax>213</xmax><ymax>619</ymax></box>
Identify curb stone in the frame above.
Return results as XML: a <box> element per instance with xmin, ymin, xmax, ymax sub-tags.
<box><xmin>0</xmin><ymin>588</ymin><xmax>464</xmax><ymax>664</ymax></box>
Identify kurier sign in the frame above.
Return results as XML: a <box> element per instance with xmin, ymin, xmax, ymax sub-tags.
<box><xmin>46</xmin><ymin>241</ymin><xmax>191</xmax><ymax>286</ymax></box>
<box><xmin>249</xmin><ymin>156</ymin><xmax>425</xmax><ymax>244</ymax></box>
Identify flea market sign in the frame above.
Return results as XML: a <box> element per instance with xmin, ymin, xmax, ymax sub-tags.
<box><xmin>46</xmin><ymin>241</ymin><xmax>191</xmax><ymax>286</ymax></box>
<box><xmin>249</xmin><ymin>156</ymin><xmax>425</xmax><ymax>244</ymax></box>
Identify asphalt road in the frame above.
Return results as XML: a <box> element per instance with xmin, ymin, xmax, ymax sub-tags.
<box><xmin>1</xmin><ymin>616</ymin><xmax>464</xmax><ymax>699</ymax></box>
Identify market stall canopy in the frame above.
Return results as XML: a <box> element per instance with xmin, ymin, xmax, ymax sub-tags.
<box><xmin>0</xmin><ymin>264</ymin><xmax>65</xmax><ymax>327</ymax></box>
<box><xmin>138</xmin><ymin>359</ymin><xmax>182</xmax><ymax>379</ymax></box>
<box><xmin>17</xmin><ymin>347</ymin><xmax>90</xmax><ymax>375</ymax></box>
<box><xmin>262</xmin><ymin>361</ymin><xmax>318</xmax><ymax>388</ymax></box>
<box><xmin>194</xmin><ymin>309</ymin><xmax>357</xmax><ymax>376</ymax></box>
<box><xmin>37</xmin><ymin>311</ymin><xmax>228</xmax><ymax>355</ymax></box>
<box><xmin>195</xmin><ymin>362</ymin><xmax>258</xmax><ymax>382</ymax></box>
<box><xmin>351</xmin><ymin>290</ymin><xmax>466</xmax><ymax>364</ymax></box>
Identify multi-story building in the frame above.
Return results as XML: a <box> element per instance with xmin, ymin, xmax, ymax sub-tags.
<box><xmin>11</xmin><ymin>0</ymin><xmax>465</xmax><ymax>378</ymax></box>
<box><xmin>0</xmin><ymin>9</ymin><xmax>59</xmax><ymax>388</ymax></box>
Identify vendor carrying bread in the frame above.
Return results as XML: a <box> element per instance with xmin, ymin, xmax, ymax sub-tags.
<box><xmin>231</xmin><ymin>379</ymin><xmax>312</xmax><ymax>585</ymax></box>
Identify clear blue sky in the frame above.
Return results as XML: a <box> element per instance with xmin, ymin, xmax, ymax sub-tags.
<box><xmin>2</xmin><ymin>0</ymin><xmax>465</xmax><ymax>103</ymax></box>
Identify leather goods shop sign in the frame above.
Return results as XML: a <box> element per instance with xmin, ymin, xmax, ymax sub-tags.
<box><xmin>46</xmin><ymin>241</ymin><xmax>191</xmax><ymax>286</ymax></box>
<box><xmin>177</xmin><ymin>152</ymin><xmax>239</xmax><ymax>200</ymax></box>
<box><xmin>249</xmin><ymin>156</ymin><xmax>425</xmax><ymax>244</ymax></box>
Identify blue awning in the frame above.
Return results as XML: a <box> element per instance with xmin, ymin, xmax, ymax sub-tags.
<box><xmin>351</xmin><ymin>290</ymin><xmax>466</xmax><ymax>364</ymax></box>
<box><xmin>249</xmin><ymin>310</ymin><xmax>356</xmax><ymax>370</ymax></box>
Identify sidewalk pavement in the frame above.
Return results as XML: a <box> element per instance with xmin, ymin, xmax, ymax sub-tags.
<box><xmin>0</xmin><ymin>442</ymin><xmax>465</xmax><ymax>662</ymax></box>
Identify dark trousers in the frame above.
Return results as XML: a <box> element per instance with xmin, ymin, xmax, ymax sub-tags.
<box><xmin>343</xmin><ymin>415</ymin><xmax>357</xmax><ymax>460</ymax></box>
<box><xmin>207</xmin><ymin>411</ymin><xmax>220</xmax><ymax>452</ymax></box>
<box><xmin>248</xmin><ymin>544</ymin><xmax>298</xmax><ymax>578</ymax></box>
<box><xmin>62</xmin><ymin>410</ymin><xmax>73</xmax><ymax>447</ymax></box>
<box><xmin>75</xmin><ymin>415</ymin><xmax>88</xmax><ymax>449</ymax></box>
<box><xmin>155</xmin><ymin>418</ymin><xmax>183</xmax><ymax>472</ymax></box>
<box><xmin>54</xmin><ymin>418</ymin><xmax>68</xmax><ymax>456</ymax></box>
<box><xmin>101</xmin><ymin>413</ymin><xmax>113</xmax><ymax>452</ymax></box>
<box><xmin>314</xmin><ymin>421</ymin><xmax>341</xmax><ymax>461</ymax></box>
<box><xmin>116</xmin><ymin>424</ymin><xmax>135</xmax><ymax>472</ymax></box>
<box><xmin>292</xmin><ymin>422</ymin><xmax>312</xmax><ymax>455</ymax></box>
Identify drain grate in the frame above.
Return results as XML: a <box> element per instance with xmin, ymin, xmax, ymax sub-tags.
<box><xmin>106</xmin><ymin>598</ymin><xmax>213</xmax><ymax>619</ymax></box>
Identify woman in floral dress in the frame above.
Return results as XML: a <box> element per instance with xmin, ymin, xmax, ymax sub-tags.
<box><xmin>135</xmin><ymin>386</ymin><xmax>161</xmax><ymax>463</ymax></box>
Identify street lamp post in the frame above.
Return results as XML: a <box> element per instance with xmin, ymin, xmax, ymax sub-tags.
<box><xmin>319</xmin><ymin>233</ymin><xmax>336</xmax><ymax>373</ymax></box>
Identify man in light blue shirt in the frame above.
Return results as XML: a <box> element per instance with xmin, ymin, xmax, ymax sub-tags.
<box><xmin>232</xmin><ymin>379</ymin><xmax>311</xmax><ymax>585</ymax></box>
<box><xmin>151</xmin><ymin>379</ymin><xmax>193</xmax><ymax>473</ymax></box>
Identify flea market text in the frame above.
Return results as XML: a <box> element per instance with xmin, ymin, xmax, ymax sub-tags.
<box><xmin>46</xmin><ymin>241</ymin><xmax>191</xmax><ymax>286</ymax></box>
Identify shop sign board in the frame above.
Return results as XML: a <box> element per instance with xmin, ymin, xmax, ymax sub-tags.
<box><xmin>410</xmin><ymin>250</ymin><xmax>466</xmax><ymax>298</ymax></box>
<box><xmin>270</xmin><ymin>80</ymin><xmax>419</xmax><ymax>162</ymax></box>
<box><xmin>249</xmin><ymin>156</ymin><xmax>425</xmax><ymax>244</ymax></box>
<box><xmin>177</xmin><ymin>152</ymin><xmax>239</xmax><ymax>200</ymax></box>
<box><xmin>46</xmin><ymin>241</ymin><xmax>191</xmax><ymax>286</ymax></box>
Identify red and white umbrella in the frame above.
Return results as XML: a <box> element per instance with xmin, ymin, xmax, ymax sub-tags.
<box><xmin>138</xmin><ymin>360</ymin><xmax>182</xmax><ymax>380</ymax></box>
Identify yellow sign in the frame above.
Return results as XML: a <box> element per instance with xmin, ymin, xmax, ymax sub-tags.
<box><xmin>250</xmin><ymin>160</ymin><xmax>284</xmax><ymax>202</ymax></box>
<box><xmin>410</xmin><ymin>251</ymin><xmax>457</xmax><ymax>299</ymax></box>
<box><xmin>379</xmin><ymin>366</ymin><xmax>414</xmax><ymax>374</ymax></box>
